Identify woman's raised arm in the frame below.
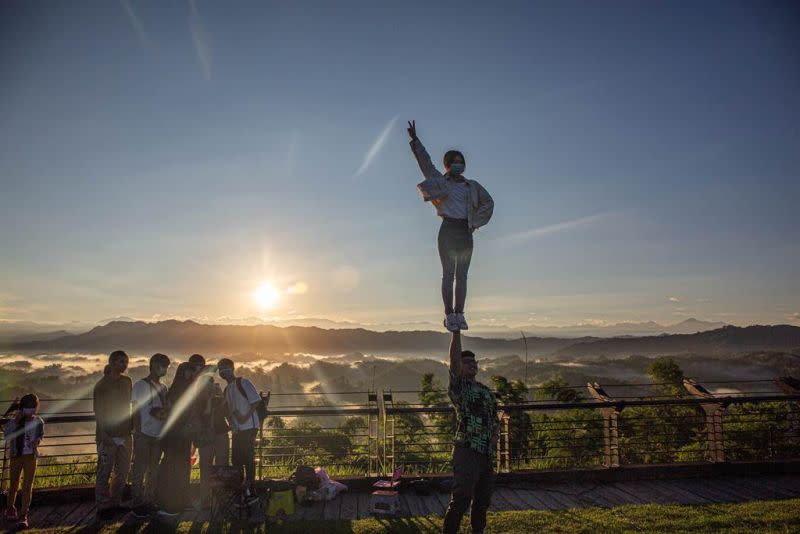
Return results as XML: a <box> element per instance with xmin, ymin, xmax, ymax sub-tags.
<box><xmin>408</xmin><ymin>120</ymin><xmax>443</xmax><ymax>181</ymax></box>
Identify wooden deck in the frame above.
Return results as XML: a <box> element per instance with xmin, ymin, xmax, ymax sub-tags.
<box><xmin>6</xmin><ymin>473</ymin><xmax>800</xmax><ymax>532</ymax></box>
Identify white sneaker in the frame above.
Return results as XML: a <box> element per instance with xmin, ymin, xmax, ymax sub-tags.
<box><xmin>444</xmin><ymin>313</ymin><xmax>459</xmax><ymax>332</ymax></box>
<box><xmin>456</xmin><ymin>313</ymin><xmax>469</xmax><ymax>331</ymax></box>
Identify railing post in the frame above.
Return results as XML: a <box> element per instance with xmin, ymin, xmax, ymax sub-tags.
<box><xmin>774</xmin><ymin>376</ymin><xmax>800</xmax><ymax>451</ymax></box>
<box><xmin>367</xmin><ymin>392</ymin><xmax>379</xmax><ymax>477</ymax></box>
<box><xmin>495</xmin><ymin>411</ymin><xmax>511</xmax><ymax>473</ymax></box>
<box><xmin>382</xmin><ymin>391</ymin><xmax>395</xmax><ymax>477</ymax></box>
<box><xmin>503</xmin><ymin>414</ymin><xmax>510</xmax><ymax>472</ymax></box>
<box><xmin>587</xmin><ymin>383</ymin><xmax>621</xmax><ymax>468</ymax></box>
<box><xmin>683</xmin><ymin>379</ymin><xmax>727</xmax><ymax>463</ymax></box>
<box><xmin>0</xmin><ymin>428</ymin><xmax>6</xmax><ymax>495</ymax></box>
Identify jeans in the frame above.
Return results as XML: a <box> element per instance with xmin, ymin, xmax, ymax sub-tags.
<box><xmin>130</xmin><ymin>433</ymin><xmax>163</xmax><ymax>508</ymax></box>
<box><xmin>438</xmin><ymin>218</ymin><xmax>473</xmax><ymax>315</ymax></box>
<box><xmin>8</xmin><ymin>455</ymin><xmax>36</xmax><ymax>517</ymax></box>
<box><xmin>199</xmin><ymin>432</ymin><xmax>230</xmax><ymax>499</ymax></box>
<box><xmin>443</xmin><ymin>446</ymin><xmax>494</xmax><ymax>534</ymax></box>
<box><xmin>231</xmin><ymin>429</ymin><xmax>258</xmax><ymax>489</ymax></box>
<box><xmin>95</xmin><ymin>436</ymin><xmax>132</xmax><ymax>511</ymax></box>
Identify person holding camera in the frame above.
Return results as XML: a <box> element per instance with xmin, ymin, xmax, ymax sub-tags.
<box><xmin>130</xmin><ymin>353</ymin><xmax>171</xmax><ymax>518</ymax></box>
<box><xmin>3</xmin><ymin>393</ymin><xmax>44</xmax><ymax>530</ymax></box>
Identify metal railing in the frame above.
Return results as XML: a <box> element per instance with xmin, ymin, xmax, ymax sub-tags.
<box><xmin>1</xmin><ymin>378</ymin><xmax>798</xmax><ymax>490</ymax></box>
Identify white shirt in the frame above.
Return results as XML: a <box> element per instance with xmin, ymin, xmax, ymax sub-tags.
<box><xmin>3</xmin><ymin>416</ymin><xmax>44</xmax><ymax>457</ymax></box>
<box><xmin>224</xmin><ymin>377</ymin><xmax>260</xmax><ymax>432</ymax></box>
<box><xmin>436</xmin><ymin>179</ymin><xmax>469</xmax><ymax>220</ymax></box>
<box><xmin>132</xmin><ymin>378</ymin><xmax>168</xmax><ymax>438</ymax></box>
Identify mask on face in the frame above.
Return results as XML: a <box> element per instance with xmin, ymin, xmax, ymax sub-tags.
<box><xmin>219</xmin><ymin>368</ymin><xmax>233</xmax><ymax>380</ymax></box>
<box><xmin>22</xmin><ymin>408</ymin><xmax>35</xmax><ymax>417</ymax></box>
<box><xmin>448</xmin><ymin>163</ymin><xmax>465</xmax><ymax>176</ymax></box>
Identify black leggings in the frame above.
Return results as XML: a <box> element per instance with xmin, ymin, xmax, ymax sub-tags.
<box><xmin>438</xmin><ymin>218</ymin><xmax>473</xmax><ymax>315</ymax></box>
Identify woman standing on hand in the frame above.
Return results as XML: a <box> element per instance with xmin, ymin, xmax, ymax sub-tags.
<box><xmin>408</xmin><ymin>120</ymin><xmax>494</xmax><ymax>332</ymax></box>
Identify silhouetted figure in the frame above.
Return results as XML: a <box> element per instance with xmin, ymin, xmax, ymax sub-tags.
<box><xmin>442</xmin><ymin>331</ymin><xmax>499</xmax><ymax>534</ymax></box>
<box><xmin>157</xmin><ymin>362</ymin><xmax>197</xmax><ymax>517</ymax></box>
<box><xmin>218</xmin><ymin>358</ymin><xmax>260</xmax><ymax>498</ymax></box>
<box><xmin>130</xmin><ymin>353</ymin><xmax>171</xmax><ymax>518</ymax></box>
<box><xmin>94</xmin><ymin>350</ymin><xmax>133</xmax><ymax>521</ymax></box>
<box><xmin>3</xmin><ymin>393</ymin><xmax>43</xmax><ymax>530</ymax></box>
<box><xmin>192</xmin><ymin>355</ymin><xmax>230</xmax><ymax>507</ymax></box>
<box><xmin>408</xmin><ymin>120</ymin><xmax>494</xmax><ymax>333</ymax></box>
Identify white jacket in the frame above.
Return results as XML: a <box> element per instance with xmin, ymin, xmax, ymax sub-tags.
<box><xmin>410</xmin><ymin>138</ymin><xmax>494</xmax><ymax>230</ymax></box>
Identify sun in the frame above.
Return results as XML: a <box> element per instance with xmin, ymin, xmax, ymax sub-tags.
<box><xmin>253</xmin><ymin>282</ymin><xmax>281</xmax><ymax>310</ymax></box>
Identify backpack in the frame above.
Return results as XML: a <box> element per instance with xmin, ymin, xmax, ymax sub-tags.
<box><xmin>235</xmin><ymin>378</ymin><xmax>270</xmax><ymax>423</ymax></box>
<box><xmin>290</xmin><ymin>465</ymin><xmax>320</xmax><ymax>491</ymax></box>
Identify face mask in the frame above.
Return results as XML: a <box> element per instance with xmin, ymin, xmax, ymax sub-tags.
<box><xmin>22</xmin><ymin>408</ymin><xmax>35</xmax><ymax>417</ymax></box>
<box><xmin>448</xmin><ymin>163</ymin><xmax>465</xmax><ymax>176</ymax></box>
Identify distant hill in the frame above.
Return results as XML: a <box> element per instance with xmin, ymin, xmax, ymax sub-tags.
<box><xmin>555</xmin><ymin>325</ymin><xmax>800</xmax><ymax>359</ymax></box>
<box><xmin>2</xmin><ymin>319</ymin><xmax>584</xmax><ymax>357</ymax></box>
<box><xmin>471</xmin><ymin>318</ymin><xmax>728</xmax><ymax>338</ymax></box>
<box><xmin>2</xmin><ymin>320</ymin><xmax>799</xmax><ymax>361</ymax></box>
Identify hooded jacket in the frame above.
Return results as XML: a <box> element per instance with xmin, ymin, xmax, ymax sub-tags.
<box><xmin>411</xmin><ymin>138</ymin><xmax>494</xmax><ymax>231</ymax></box>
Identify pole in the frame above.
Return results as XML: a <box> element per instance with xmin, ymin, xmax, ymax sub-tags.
<box><xmin>521</xmin><ymin>331</ymin><xmax>529</xmax><ymax>392</ymax></box>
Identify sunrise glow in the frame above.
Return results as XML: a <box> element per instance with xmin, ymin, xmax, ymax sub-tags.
<box><xmin>254</xmin><ymin>282</ymin><xmax>281</xmax><ymax>310</ymax></box>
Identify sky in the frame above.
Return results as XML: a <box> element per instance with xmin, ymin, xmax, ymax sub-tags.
<box><xmin>1</xmin><ymin>0</ymin><xmax>799</xmax><ymax>330</ymax></box>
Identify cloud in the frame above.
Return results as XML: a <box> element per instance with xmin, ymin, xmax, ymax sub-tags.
<box><xmin>121</xmin><ymin>0</ymin><xmax>152</xmax><ymax>50</ymax></box>
<box><xmin>669</xmin><ymin>296</ymin><xmax>681</xmax><ymax>303</ymax></box>
<box><xmin>355</xmin><ymin>116</ymin><xmax>398</xmax><ymax>177</ymax></box>
<box><xmin>502</xmin><ymin>212</ymin><xmax>617</xmax><ymax>242</ymax></box>
<box><xmin>189</xmin><ymin>0</ymin><xmax>212</xmax><ymax>80</ymax></box>
<box><xmin>789</xmin><ymin>312</ymin><xmax>800</xmax><ymax>323</ymax></box>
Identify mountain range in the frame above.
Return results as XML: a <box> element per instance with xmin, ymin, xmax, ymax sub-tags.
<box><xmin>0</xmin><ymin>316</ymin><xmax>727</xmax><ymax>342</ymax></box>
<box><xmin>2</xmin><ymin>319</ymin><xmax>798</xmax><ymax>361</ymax></box>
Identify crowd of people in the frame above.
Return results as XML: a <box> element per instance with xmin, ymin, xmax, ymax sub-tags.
<box><xmin>3</xmin><ymin>349</ymin><xmax>264</xmax><ymax>529</ymax></box>
<box><xmin>92</xmin><ymin>350</ymin><xmax>263</xmax><ymax>521</ymax></box>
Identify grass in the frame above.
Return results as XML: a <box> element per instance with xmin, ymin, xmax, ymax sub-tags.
<box><xmin>24</xmin><ymin>498</ymin><xmax>800</xmax><ymax>534</ymax></box>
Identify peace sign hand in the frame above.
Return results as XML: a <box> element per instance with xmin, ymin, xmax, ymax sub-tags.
<box><xmin>407</xmin><ymin>120</ymin><xmax>417</xmax><ymax>141</ymax></box>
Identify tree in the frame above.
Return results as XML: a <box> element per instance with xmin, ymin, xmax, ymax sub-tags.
<box><xmin>535</xmin><ymin>375</ymin><xmax>583</xmax><ymax>403</ymax></box>
<box><xmin>646</xmin><ymin>357</ymin><xmax>685</xmax><ymax>397</ymax></box>
<box><xmin>419</xmin><ymin>373</ymin><xmax>456</xmax><ymax>456</ymax></box>
<box><xmin>491</xmin><ymin>375</ymin><xmax>532</xmax><ymax>462</ymax></box>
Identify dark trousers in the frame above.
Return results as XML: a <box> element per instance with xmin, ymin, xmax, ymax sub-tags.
<box><xmin>443</xmin><ymin>446</ymin><xmax>494</xmax><ymax>534</ymax></box>
<box><xmin>231</xmin><ymin>429</ymin><xmax>258</xmax><ymax>488</ymax></box>
<box><xmin>130</xmin><ymin>433</ymin><xmax>162</xmax><ymax>508</ymax></box>
<box><xmin>158</xmin><ymin>435</ymin><xmax>191</xmax><ymax>513</ymax></box>
<box><xmin>438</xmin><ymin>218</ymin><xmax>473</xmax><ymax>315</ymax></box>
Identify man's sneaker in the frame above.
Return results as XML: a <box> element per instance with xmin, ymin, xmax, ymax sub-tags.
<box><xmin>4</xmin><ymin>506</ymin><xmax>18</xmax><ymax>522</ymax></box>
<box><xmin>455</xmin><ymin>313</ymin><xmax>469</xmax><ymax>331</ymax></box>
<box><xmin>132</xmin><ymin>506</ymin><xmax>151</xmax><ymax>518</ymax></box>
<box><xmin>15</xmin><ymin>516</ymin><xmax>28</xmax><ymax>530</ymax></box>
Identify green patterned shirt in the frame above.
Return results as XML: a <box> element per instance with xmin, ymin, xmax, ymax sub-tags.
<box><xmin>448</xmin><ymin>368</ymin><xmax>499</xmax><ymax>456</ymax></box>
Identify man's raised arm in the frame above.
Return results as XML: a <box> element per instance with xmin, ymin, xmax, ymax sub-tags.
<box><xmin>449</xmin><ymin>331</ymin><xmax>462</xmax><ymax>381</ymax></box>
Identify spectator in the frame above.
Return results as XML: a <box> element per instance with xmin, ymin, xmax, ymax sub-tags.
<box><xmin>3</xmin><ymin>394</ymin><xmax>44</xmax><ymax>530</ymax></box>
<box><xmin>157</xmin><ymin>362</ymin><xmax>198</xmax><ymax>517</ymax></box>
<box><xmin>130</xmin><ymin>353</ymin><xmax>171</xmax><ymax>518</ymax></box>
<box><xmin>94</xmin><ymin>350</ymin><xmax>133</xmax><ymax>521</ymax></box>
<box><xmin>194</xmin><ymin>361</ymin><xmax>230</xmax><ymax>508</ymax></box>
<box><xmin>218</xmin><ymin>358</ymin><xmax>260</xmax><ymax>499</ymax></box>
